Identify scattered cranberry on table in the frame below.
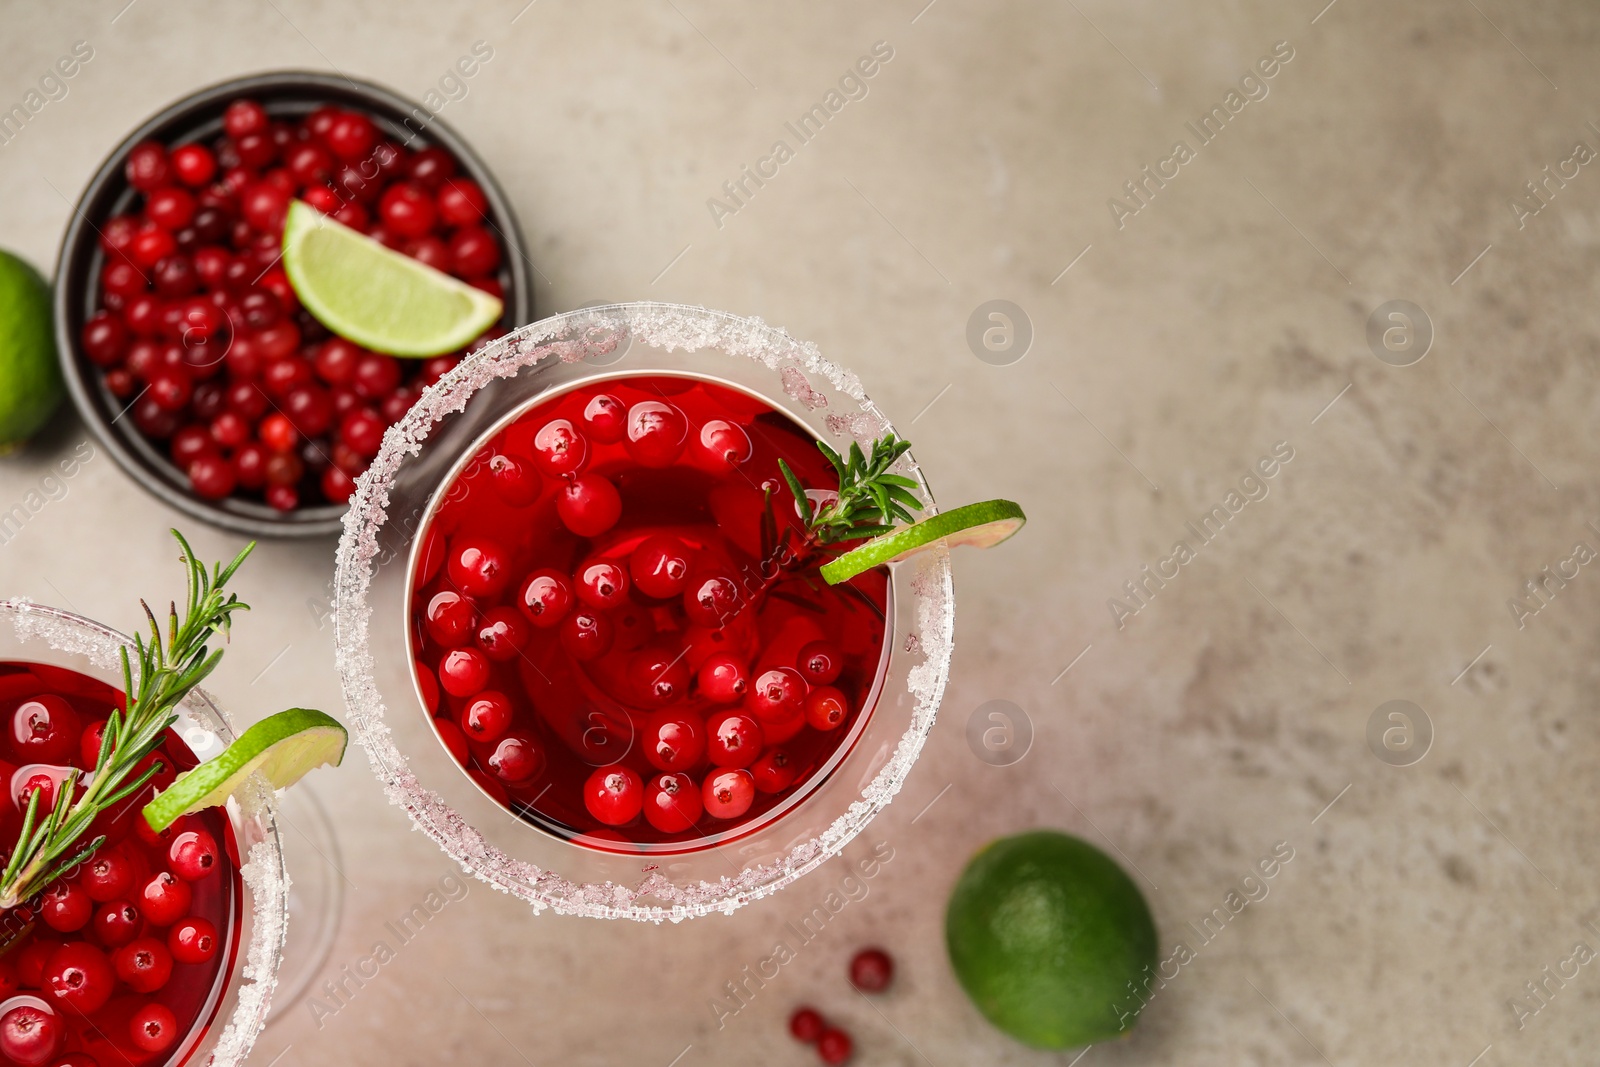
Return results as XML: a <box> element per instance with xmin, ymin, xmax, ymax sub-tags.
<box><xmin>848</xmin><ymin>946</ymin><xmax>894</xmax><ymax>993</ymax></box>
<box><xmin>83</xmin><ymin>96</ymin><xmax>509</xmax><ymax>512</ymax></box>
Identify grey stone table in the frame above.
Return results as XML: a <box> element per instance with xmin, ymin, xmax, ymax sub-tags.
<box><xmin>2</xmin><ymin>1</ymin><xmax>1596</xmax><ymax>1063</ymax></box>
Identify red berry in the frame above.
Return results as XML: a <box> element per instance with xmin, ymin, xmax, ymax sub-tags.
<box><xmin>460</xmin><ymin>690</ymin><xmax>513</xmax><ymax>743</ymax></box>
<box><xmin>113</xmin><ymin>937</ymin><xmax>173</xmax><ymax>994</ymax></box>
<box><xmin>643</xmin><ymin>772</ymin><xmax>702</xmax><ymax>833</ymax></box>
<box><xmin>702</xmin><ymin>768</ymin><xmax>755</xmax><ymax>820</ymax></box>
<box><xmin>436</xmin><ymin>177</ymin><xmax>486</xmax><ymax>225</ymax></box>
<box><xmin>433</xmin><ymin>716</ymin><xmax>467</xmax><ymax>764</ymax></box>
<box><xmin>378</xmin><ymin>182</ymin><xmax>437</xmax><ymax>238</ymax></box>
<box><xmin>129</xmin><ymin>226</ymin><xmax>176</xmax><ymax>269</ymax></box>
<box><xmin>265</xmin><ymin>483</ymin><xmax>301</xmax><ymax>512</ymax></box>
<box><xmin>43</xmin><ymin>942</ymin><xmax>115</xmax><ymax>1015</ymax></box>
<box><xmin>222</xmin><ymin>99</ymin><xmax>269</xmax><ymax>139</ymax></box>
<box><xmin>789</xmin><ymin>1006</ymin><xmax>825</xmax><ymax>1043</ymax></box>
<box><xmin>129</xmin><ymin>1002</ymin><xmax>178</xmax><ymax>1053</ymax></box>
<box><xmin>0</xmin><ymin>1002</ymin><xmax>64</xmax><ymax>1066</ymax></box>
<box><xmin>82</xmin><ymin>849</ymin><xmax>134</xmax><ymax>903</ymax></box>
<box><xmin>849</xmin><ymin>947</ymin><xmax>893</xmax><ymax>992</ymax></box>
<box><xmin>696</xmin><ymin>420</ymin><xmax>752</xmax><ymax>471</ymax></box>
<box><xmin>168</xmin><ymin>916</ymin><xmax>218</xmax><ymax>964</ymax></box>
<box><xmin>353</xmin><ymin>353</ymin><xmax>401</xmax><ymax>398</ymax></box>
<box><xmin>629</xmin><ymin>535</ymin><xmax>692</xmax><ymax>599</ymax></box>
<box><xmin>575</xmin><ymin>559</ymin><xmax>629</xmax><ymax>611</ymax></box>
<box><xmin>81</xmin><ymin>311</ymin><xmax>128</xmax><ymax>367</ymax></box>
<box><xmin>209</xmin><ymin>410</ymin><xmax>250</xmax><ymax>449</ymax></box>
<box><xmin>305</xmin><ymin>105</ymin><xmax>341</xmax><ymax>142</ymax></box>
<box><xmin>321</xmin><ymin>464</ymin><xmax>357</xmax><ymax>503</ymax></box>
<box><xmin>804</xmin><ymin>686</ymin><xmax>849</xmax><ymax>731</ymax></box>
<box><xmin>473</xmin><ymin>606</ymin><xmax>528</xmax><ymax>661</ymax></box>
<box><xmin>315</xmin><ymin>338</ymin><xmax>363</xmax><ymax>384</ymax></box>
<box><xmin>233</xmin><ymin>442</ymin><xmax>269</xmax><ymax>489</ymax></box>
<box><xmin>424</xmin><ymin>590</ymin><xmax>475</xmax><ymax>646</ymax></box>
<box><xmin>240</xmin><ymin>181</ymin><xmax>290</xmax><ymax>233</ymax></box>
<box><xmin>558</xmin><ymin>610</ymin><xmax>612</xmax><ymax>661</ymax></box>
<box><xmin>138</xmin><ymin>871</ymin><xmax>191</xmax><ymax>927</ymax></box>
<box><xmin>642</xmin><ymin>711</ymin><xmax>705</xmax><ymax>773</ymax></box>
<box><xmin>705</xmin><ymin>710</ymin><xmax>762</xmax><ymax>769</ymax></box>
<box><xmin>101</xmin><ymin>257</ymin><xmax>146</xmax><ymax>298</ymax></box>
<box><xmin>555</xmin><ymin>473</ymin><xmax>621</xmax><ymax>537</ymax></box>
<box><xmin>530</xmin><ymin>418</ymin><xmax>587</xmax><ymax>476</ymax></box>
<box><xmin>285</xmin><ymin>141</ymin><xmax>334</xmax><ymax>186</ymax></box>
<box><xmin>38</xmin><ymin>882</ymin><xmax>92</xmax><ymax>933</ymax></box>
<box><xmin>14</xmin><ymin>940</ymin><xmax>53</xmax><ymax>989</ymax></box>
<box><xmin>630</xmin><ymin>648</ymin><xmax>690</xmax><ymax>705</ymax></box>
<box><xmin>624</xmin><ymin>401</ymin><xmax>688</xmax><ymax>467</ymax></box>
<box><xmin>92</xmin><ymin>900</ymin><xmax>142</xmax><ymax>948</ymax></box>
<box><xmin>168</xmin><ymin>828</ymin><xmax>219</xmax><ymax>881</ymax></box>
<box><xmin>447</xmin><ymin>536</ymin><xmax>512</xmax><ymax>598</ymax></box>
<box><xmin>145</xmin><ymin>186</ymin><xmax>197</xmax><ymax>230</ymax></box>
<box><xmin>697</xmin><ymin>653</ymin><xmax>749</xmax><ymax>704</ymax></box>
<box><xmin>406</xmin><ymin>147</ymin><xmax>457</xmax><ymax>188</ymax></box>
<box><xmin>517</xmin><ymin>569</ymin><xmax>574</xmax><ymax>628</ymax></box>
<box><xmin>817</xmin><ymin>1028</ymin><xmax>854</xmax><ymax>1065</ymax></box>
<box><xmin>124</xmin><ymin>141</ymin><xmax>171</xmax><ymax>191</ymax></box>
<box><xmin>189</xmin><ymin>452</ymin><xmax>237</xmax><ymax>499</ymax></box>
<box><xmin>325</xmin><ymin>111</ymin><xmax>376</xmax><ymax>161</ymax></box>
<box><xmin>171</xmin><ymin>143</ymin><xmax>217</xmax><ymax>187</ymax></box>
<box><xmin>487</xmin><ymin>452</ymin><xmax>539</xmax><ymax>506</ymax></box>
<box><xmin>438</xmin><ymin>648</ymin><xmax>490</xmax><ymax>698</ymax></box>
<box><xmin>100</xmin><ymin>214</ymin><xmax>141</xmax><ymax>257</ymax></box>
<box><xmin>9</xmin><ymin>696</ymin><xmax>81</xmax><ymax>765</ymax></box>
<box><xmin>584</xmin><ymin>765</ymin><xmax>643</xmax><ymax>826</ymax></box>
<box><xmin>448</xmin><ymin>226</ymin><xmax>500</xmax><ymax>276</ymax></box>
<box><xmin>751</xmin><ymin>748</ymin><xmax>797</xmax><ymax>794</ymax></box>
<box><xmin>486</xmin><ymin>734</ymin><xmax>543</xmax><ymax>784</ymax></box>
<box><xmin>797</xmin><ymin>640</ymin><xmax>844</xmax><ymax>684</ymax></box>
<box><xmin>682</xmin><ymin>569</ymin><xmax>743</xmax><ymax>628</ymax></box>
<box><xmin>747</xmin><ymin>667</ymin><xmax>806</xmax><ymax>723</ymax></box>
<box><xmin>260</xmin><ymin>412</ymin><xmax>298</xmax><ymax>452</ymax></box>
<box><xmin>581</xmin><ymin>393</ymin><xmax>626</xmax><ymax>443</ymax></box>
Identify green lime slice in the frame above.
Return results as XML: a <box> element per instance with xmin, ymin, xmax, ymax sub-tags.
<box><xmin>0</xmin><ymin>249</ymin><xmax>63</xmax><ymax>452</ymax></box>
<box><xmin>819</xmin><ymin>499</ymin><xmax>1025</xmax><ymax>585</ymax></box>
<box><xmin>142</xmin><ymin>708</ymin><xmax>347</xmax><ymax>832</ymax></box>
<box><xmin>282</xmin><ymin>200</ymin><xmax>503</xmax><ymax>358</ymax></box>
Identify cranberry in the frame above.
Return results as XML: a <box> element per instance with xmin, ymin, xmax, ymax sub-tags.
<box><xmin>625</xmin><ymin>401</ymin><xmax>688</xmax><ymax>467</ymax></box>
<box><xmin>796</xmin><ymin>640</ymin><xmax>844</xmax><ymax>685</ymax></box>
<box><xmin>265</xmin><ymin>483</ymin><xmax>300</xmax><ymax>512</ymax></box>
<box><xmin>104</xmin><ymin>368</ymin><xmax>135</xmax><ymax>397</ymax></box>
<box><xmin>14</xmin><ymin>941</ymin><xmax>53</xmax><ymax>989</ymax></box>
<box><xmin>406</xmin><ymin>147</ymin><xmax>456</xmax><ymax>188</ymax></box>
<box><xmin>448</xmin><ymin>536</ymin><xmax>512</xmax><ymax>598</ymax></box>
<box><xmin>100</xmin><ymin>214</ymin><xmax>140</xmax><ymax>258</ymax></box>
<box><xmin>436</xmin><ymin>177</ymin><xmax>486</xmax><ymax>225</ymax></box>
<box><xmin>486</xmin><ymin>734</ymin><xmax>543</xmax><ymax>784</ymax></box>
<box><xmin>397</xmin><ymin>235</ymin><xmax>448</xmax><ymax>272</ymax></box>
<box><xmin>419</xmin><ymin>354</ymin><xmax>459</xmax><ymax>387</ymax></box>
<box><xmin>789</xmin><ymin>1007</ymin><xmax>825</xmax><ymax>1043</ymax></box>
<box><xmin>138</xmin><ymin>871</ymin><xmax>190</xmax><ymax>927</ymax></box>
<box><xmin>9</xmin><ymin>695</ymin><xmax>81</xmax><ymax>765</ymax></box>
<box><xmin>556</xmin><ymin>473</ymin><xmax>622</xmax><ymax>537</ymax></box>
<box><xmin>487</xmin><ymin>452</ymin><xmax>539</xmax><ymax>506</ymax></box>
<box><xmin>353</xmin><ymin>353</ymin><xmax>400</xmax><ymax>398</ymax></box>
<box><xmin>516</xmin><ymin>569</ymin><xmax>574</xmax><ymax>628</ymax></box>
<box><xmin>233</xmin><ymin>287</ymin><xmax>282</xmax><ymax>332</ymax></box>
<box><xmin>702</xmin><ymin>768</ymin><xmax>755</xmax><ymax>820</ymax></box>
<box><xmin>222</xmin><ymin>99</ymin><xmax>269</xmax><ymax>139</ymax></box>
<box><xmin>101</xmin><ymin>258</ymin><xmax>146</xmax><ymax>299</ymax></box>
<box><xmin>751</xmin><ymin>748</ymin><xmax>798</xmax><ymax>794</ymax></box>
<box><xmin>169</xmin><ymin>828</ymin><xmax>219</xmax><ymax>881</ymax></box>
<box><xmin>380</xmin><ymin>386</ymin><xmax>416</xmax><ymax>423</ymax></box>
<box><xmin>575</xmin><ymin>560</ymin><xmax>629</xmax><ymax>611</ymax></box>
<box><xmin>132</xmin><ymin>396</ymin><xmax>179</xmax><ymax>438</ymax></box>
<box><xmin>0</xmin><ymin>1002</ymin><xmax>64</xmax><ymax>1066</ymax></box>
<box><xmin>378</xmin><ymin>182</ymin><xmax>437</xmax><ymax>238</ymax></box>
<box><xmin>146</xmin><ymin>369</ymin><xmax>192</xmax><ymax>412</ymax></box>
<box><xmin>426</xmin><ymin>591</ymin><xmax>476</xmax><ymax>646</ymax></box>
<box><xmin>558</xmin><ymin>610</ymin><xmax>612</xmax><ymax>661</ymax></box>
<box><xmin>38</xmin><ymin>882</ymin><xmax>91</xmax><ymax>933</ymax></box>
<box><xmin>124</xmin><ymin>141</ymin><xmax>171</xmax><ymax>191</ymax></box>
<box><xmin>240</xmin><ymin>182</ymin><xmax>290</xmax><ymax>233</ymax></box>
<box><xmin>325</xmin><ymin>112</ymin><xmax>377</xmax><ymax>160</ymax></box>
<box><xmin>82</xmin><ymin>850</ymin><xmax>133</xmax><ymax>903</ymax></box>
<box><xmin>321</xmin><ymin>465</ymin><xmax>357</xmax><ymax>503</ymax></box>
<box><xmin>260</xmin><ymin>412</ymin><xmax>298</xmax><ymax>452</ymax></box>
<box><xmin>449</xmin><ymin>226</ymin><xmax>501</xmax><ymax>277</ymax></box>
<box><xmin>584</xmin><ymin>765</ymin><xmax>643</xmax><ymax>826</ymax></box>
<box><xmin>210</xmin><ymin>410</ymin><xmax>250</xmax><ymax>448</ymax></box>
<box><xmin>283</xmin><ymin>384</ymin><xmax>334</xmax><ymax>437</ymax></box>
<box><xmin>43</xmin><ymin>943</ymin><xmax>114</xmax><ymax>1015</ymax></box>
<box><xmin>301</xmin><ymin>184</ymin><xmax>341</xmax><ymax>214</ymax></box>
<box><xmin>530</xmin><ymin>419</ymin><xmax>587</xmax><ymax>476</ymax></box>
<box><xmin>748</xmin><ymin>667</ymin><xmax>806</xmax><ymax>723</ymax></box>
<box><xmin>145</xmin><ymin>186</ymin><xmax>197</xmax><ymax>230</ymax></box>
<box><xmin>804</xmin><ymin>686</ymin><xmax>848</xmax><ymax>731</ymax></box>
<box><xmin>474</xmin><ymin>607</ymin><xmax>528</xmax><ymax>661</ymax></box>
<box><xmin>643</xmin><ymin>772</ymin><xmax>702</xmax><ymax>833</ymax></box>
<box><xmin>113</xmin><ymin>937</ymin><xmax>173</xmax><ymax>994</ymax></box>
<box><xmin>168</xmin><ymin>916</ymin><xmax>217</xmax><ymax>964</ymax></box>
<box><xmin>817</xmin><ymin>1028</ymin><xmax>854</xmax><ymax>1065</ymax></box>
<box><xmin>152</xmin><ymin>254</ymin><xmax>198</xmax><ymax>297</ymax></box>
<box><xmin>696</xmin><ymin>420</ymin><xmax>752</xmax><ymax>471</ymax></box>
<box><xmin>433</xmin><ymin>715</ymin><xmax>466</xmax><ymax>763</ymax></box>
<box><xmin>315</xmin><ymin>338</ymin><xmax>362</xmax><ymax>384</ymax></box>
<box><xmin>849</xmin><ymin>947</ymin><xmax>894</xmax><ymax>992</ymax></box>
<box><xmin>461</xmin><ymin>691</ymin><xmax>513</xmax><ymax>742</ymax></box>
<box><xmin>581</xmin><ymin>393</ymin><xmax>627</xmax><ymax>443</ymax></box>
<box><xmin>129</xmin><ymin>1002</ymin><xmax>178</xmax><ymax>1053</ymax></box>
<box><xmin>629</xmin><ymin>535</ymin><xmax>692</xmax><ymax>599</ymax></box>
<box><xmin>683</xmin><ymin>569</ymin><xmax>743</xmax><ymax>628</ymax></box>
<box><xmin>188</xmin><ymin>453</ymin><xmax>236</xmax><ymax>499</ymax></box>
<box><xmin>643</xmin><ymin>711</ymin><xmax>704</xmax><ymax>773</ymax></box>
<box><xmin>696</xmin><ymin>654</ymin><xmax>749</xmax><ymax>704</ymax></box>
<box><xmin>171</xmin><ymin>143</ymin><xmax>216</xmax><ymax>186</ymax></box>
<box><xmin>628</xmin><ymin>647</ymin><xmax>689</xmax><ymax>704</ymax></box>
<box><xmin>80</xmin><ymin>312</ymin><xmax>127</xmax><ymax>367</ymax></box>
<box><xmin>91</xmin><ymin>900</ymin><xmax>141</xmax><ymax>948</ymax></box>
<box><xmin>285</xmin><ymin>141</ymin><xmax>334</xmax><ymax>186</ymax></box>
<box><xmin>305</xmin><ymin>105</ymin><xmax>341</xmax><ymax>141</ymax></box>
<box><xmin>129</xmin><ymin>226</ymin><xmax>177</xmax><ymax>269</ymax></box>
<box><xmin>233</xmin><ymin>442</ymin><xmax>269</xmax><ymax>488</ymax></box>
<box><xmin>438</xmin><ymin>648</ymin><xmax>490</xmax><ymax>698</ymax></box>
<box><xmin>705</xmin><ymin>710</ymin><xmax>762</xmax><ymax>768</ymax></box>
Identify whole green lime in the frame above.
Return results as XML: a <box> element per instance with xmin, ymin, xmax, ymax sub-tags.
<box><xmin>946</xmin><ymin>830</ymin><xmax>1158</xmax><ymax>1049</ymax></box>
<box><xmin>0</xmin><ymin>250</ymin><xmax>62</xmax><ymax>452</ymax></box>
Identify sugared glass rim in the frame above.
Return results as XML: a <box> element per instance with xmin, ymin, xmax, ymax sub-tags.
<box><xmin>334</xmin><ymin>302</ymin><xmax>956</xmax><ymax>921</ymax></box>
<box><xmin>0</xmin><ymin>598</ymin><xmax>289</xmax><ymax>1066</ymax></box>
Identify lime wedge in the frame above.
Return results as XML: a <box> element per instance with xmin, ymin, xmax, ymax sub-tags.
<box><xmin>819</xmin><ymin>499</ymin><xmax>1025</xmax><ymax>585</ymax></box>
<box><xmin>142</xmin><ymin>708</ymin><xmax>347</xmax><ymax>832</ymax></box>
<box><xmin>282</xmin><ymin>200</ymin><xmax>503</xmax><ymax>358</ymax></box>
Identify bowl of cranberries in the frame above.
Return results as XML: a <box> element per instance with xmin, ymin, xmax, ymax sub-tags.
<box><xmin>53</xmin><ymin>71</ymin><xmax>534</xmax><ymax>538</ymax></box>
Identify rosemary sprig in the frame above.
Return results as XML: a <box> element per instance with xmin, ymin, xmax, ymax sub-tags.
<box><xmin>780</xmin><ymin>433</ymin><xmax>924</xmax><ymax>545</ymax></box>
<box><xmin>0</xmin><ymin>531</ymin><xmax>253</xmax><ymax>911</ymax></box>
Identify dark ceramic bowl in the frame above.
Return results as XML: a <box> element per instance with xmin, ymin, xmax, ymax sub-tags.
<box><xmin>53</xmin><ymin>70</ymin><xmax>535</xmax><ymax>539</ymax></box>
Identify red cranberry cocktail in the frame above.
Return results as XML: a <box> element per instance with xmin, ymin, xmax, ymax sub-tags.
<box><xmin>0</xmin><ymin>661</ymin><xmax>239</xmax><ymax>1067</ymax></box>
<box><xmin>408</xmin><ymin>373</ymin><xmax>893</xmax><ymax>851</ymax></box>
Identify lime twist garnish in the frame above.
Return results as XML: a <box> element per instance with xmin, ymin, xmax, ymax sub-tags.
<box><xmin>282</xmin><ymin>199</ymin><xmax>502</xmax><ymax>358</ymax></box>
<box><xmin>819</xmin><ymin>500</ymin><xmax>1025</xmax><ymax>584</ymax></box>
<box><xmin>143</xmin><ymin>708</ymin><xmax>347</xmax><ymax>833</ymax></box>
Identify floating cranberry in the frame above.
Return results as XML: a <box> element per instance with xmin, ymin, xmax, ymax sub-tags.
<box><xmin>113</xmin><ymin>937</ymin><xmax>173</xmax><ymax>994</ymax></box>
<box><xmin>697</xmin><ymin>653</ymin><xmax>749</xmax><ymax>704</ymax></box>
<box><xmin>473</xmin><ymin>606</ymin><xmax>528</xmax><ymax>661</ymax></box>
<box><xmin>629</xmin><ymin>535</ymin><xmax>692</xmax><ymax>599</ymax></box>
<box><xmin>138</xmin><ymin>872</ymin><xmax>190</xmax><ymax>927</ymax></box>
<box><xmin>82</xmin><ymin>850</ymin><xmax>133</xmax><ymax>903</ymax></box>
<box><xmin>9</xmin><ymin>695</ymin><xmax>81</xmax><ymax>765</ymax></box>
<box><xmin>751</xmin><ymin>749</ymin><xmax>797</xmax><ymax>794</ymax></box>
<box><xmin>169</xmin><ymin>828</ymin><xmax>219</xmax><ymax>881</ymax></box>
<box><xmin>643</xmin><ymin>772</ymin><xmax>702</xmax><ymax>833</ymax></box>
<box><xmin>461</xmin><ymin>691</ymin><xmax>513</xmax><ymax>743</ymax></box>
<box><xmin>171</xmin><ymin>143</ymin><xmax>217</xmax><ymax>187</ymax></box>
<box><xmin>487</xmin><ymin>734</ymin><xmax>544</xmax><ymax>784</ymax></box>
<box><xmin>556</xmin><ymin>473</ymin><xmax>621</xmax><ymax>537</ymax></box>
<box><xmin>797</xmin><ymin>640</ymin><xmax>844</xmax><ymax>685</ymax></box>
<box><xmin>849</xmin><ymin>947</ymin><xmax>894</xmax><ymax>992</ymax></box>
<box><xmin>702</xmin><ymin>768</ymin><xmax>755</xmax><ymax>820</ymax></box>
<box><xmin>168</xmin><ymin>917</ymin><xmax>217</xmax><ymax>964</ymax></box>
<box><xmin>433</xmin><ymin>716</ymin><xmax>467</xmax><ymax>763</ymax></box>
<box><xmin>0</xmin><ymin>1002</ymin><xmax>64</xmax><ymax>1066</ymax></box>
<box><xmin>683</xmin><ymin>569</ymin><xmax>742</xmax><ymax>628</ymax></box>
<box><xmin>124</xmin><ymin>141</ymin><xmax>171</xmax><ymax>191</ymax></box>
<box><xmin>436</xmin><ymin>177</ymin><xmax>486</xmax><ymax>225</ymax></box>
<box><xmin>697</xmin><ymin>420</ymin><xmax>752</xmax><ymax>471</ymax></box>
<box><xmin>643</xmin><ymin>711</ymin><xmax>704</xmax><ymax>773</ymax></box>
<box><xmin>748</xmin><ymin>667</ymin><xmax>806</xmax><ymax>723</ymax></box>
<box><xmin>92</xmin><ymin>900</ymin><xmax>141</xmax><ymax>948</ymax></box>
<box><xmin>575</xmin><ymin>560</ymin><xmax>629</xmax><ymax>611</ymax></box>
<box><xmin>129</xmin><ymin>1002</ymin><xmax>178</xmax><ymax>1053</ymax></box>
<box><xmin>38</xmin><ymin>883</ymin><xmax>91</xmax><ymax>934</ymax></box>
<box><xmin>630</xmin><ymin>648</ymin><xmax>690</xmax><ymax>705</ymax></box>
<box><xmin>487</xmin><ymin>452</ymin><xmax>539</xmax><ymax>506</ymax></box>
<box><xmin>43</xmin><ymin>943</ymin><xmax>115</xmax><ymax>1015</ymax></box>
<box><xmin>517</xmin><ymin>569</ymin><xmax>574</xmax><ymax>628</ymax></box>
<box><xmin>424</xmin><ymin>590</ymin><xmax>475</xmax><ymax>646</ymax></box>
<box><xmin>817</xmin><ymin>1028</ymin><xmax>854</xmax><ymax>1065</ymax></box>
<box><xmin>624</xmin><ymin>401</ymin><xmax>688</xmax><ymax>468</ymax></box>
<box><xmin>581</xmin><ymin>393</ymin><xmax>626</xmax><ymax>443</ymax></box>
<box><xmin>530</xmin><ymin>418</ymin><xmax>586</xmax><ymax>476</ymax></box>
<box><xmin>584</xmin><ymin>765</ymin><xmax>643</xmax><ymax>826</ymax></box>
<box><xmin>438</xmin><ymin>648</ymin><xmax>490</xmax><ymax>698</ymax></box>
<box><xmin>558</xmin><ymin>610</ymin><xmax>612</xmax><ymax>661</ymax></box>
<box><xmin>789</xmin><ymin>1006</ymin><xmax>825</xmax><ymax>1043</ymax></box>
<box><xmin>705</xmin><ymin>710</ymin><xmax>762</xmax><ymax>769</ymax></box>
<box><xmin>804</xmin><ymin>686</ymin><xmax>848</xmax><ymax>731</ymax></box>
<box><xmin>448</xmin><ymin>536</ymin><xmax>512</xmax><ymax>598</ymax></box>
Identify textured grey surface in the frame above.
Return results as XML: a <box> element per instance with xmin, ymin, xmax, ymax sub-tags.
<box><xmin>1</xmin><ymin>1</ymin><xmax>1598</xmax><ymax>1064</ymax></box>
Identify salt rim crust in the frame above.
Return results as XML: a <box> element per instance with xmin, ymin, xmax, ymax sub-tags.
<box><xmin>0</xmin><ymin>598</ymin><xmax>288</xmax><ymax>1065</ymax></box>
<box><xmin>334</xmin><ymin>303</ymin><xmax>955</xmax><ymax>922</ymax></box>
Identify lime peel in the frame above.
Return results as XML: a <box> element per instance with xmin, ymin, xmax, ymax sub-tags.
<box><xmin>282</xmin><ymin>200</ymin><xmax>502</xmax><ymax>358</ymax></box>
<box><xmin>142</xmin><ymin>708</ymin><xmax>347</xmax><ymax>832</ymax></box>
<box><xmin>819</xmin><ymin>499</ymin><xmax>1025</xmax><ymax>584</ymax></box>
